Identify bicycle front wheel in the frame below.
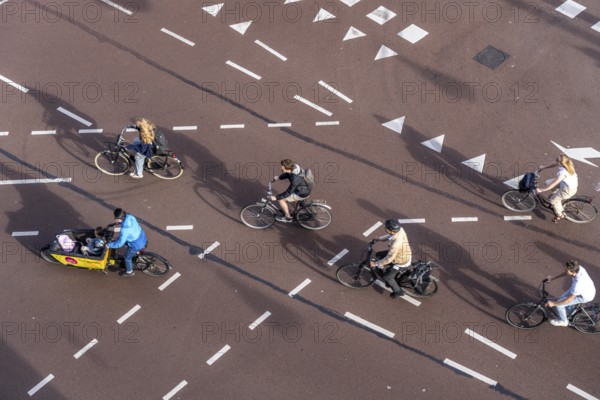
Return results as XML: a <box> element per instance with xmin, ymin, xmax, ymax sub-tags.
<box><xmin>240</xmin><ymin>204</ymin><xmax>276</xmax><ymax>229</ymax></box>
<box><xmin>135</xmin><ymin>252</ymin><xmax>171</xmax><ymax>276</ymax></box>
<box><xmin>336</xmin><ymin>263</ymin><xmax>376</xmax><ymax>289</ymax></box>
<box><xmin>296</xmin><ymin>204</ymin><xmax>332</xmax><ymax>230</ymax></box>
<box><xmin>40</xmin><ymin>246</ymin><xmax>60</xmax><ymax>264</ymax></box>
<box><xmin>563</xmin><ymin>200</ymin><xmax>597</xmax><ymax>224</ymax></box>
<box><xmin>505</xmin><ymin>303</ymin><xmax>546</xmax><ymax>329</ymax></box>
<box><xmin>571</xmin><ymin>305</ymin><xmax>600</xmax><ymax>334</ymax></box>
<box><xmin>146</xmin><ymin>155</ymin><xmax>184</xmax><ymax>180</ymax></box>
<box><xmin>400</xmin><ymin>275</ymin><xmax>439</xmax><ymax>297</ymax></box>
<box><xmin>501</xmin><ymin>190</ymin><xmax>536</xmax><ymax>212</ymax></box>
<box><xmin>94</xmin><ymin>150</ymin><xmax>131</xmax><ymax>175</ymax></box>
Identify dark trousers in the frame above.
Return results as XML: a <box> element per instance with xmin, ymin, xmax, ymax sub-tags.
<box><xmin>375</xmin><ymin>251</ymin><xmax>403</xmax><ymax>294</ymax></box>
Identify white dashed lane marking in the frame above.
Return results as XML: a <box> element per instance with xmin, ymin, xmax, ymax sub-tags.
<box><xmin>0</xmin><ymin>74</ymin><xmax>28</xmax><ymax>93</ymax></box>
<box><xmin>206</xmin><ymin>345</ymin><xmax>231</xmax><ymax>366</ymax></box>
<box><xmin>0</xmin><ymin>131</ymin><xmax>8</xmax><ymax>136</ymax></box>
<box><xmin>268</xmin><ymin>122</ymin><xmax>292</xmax><ymax>128</ymax></box>
<box><xmin>293</xmin><ymin>95</ymin><xmax>332</xmax><ymax>116</ymax></box>
<box><xmin>31</xmin><ymin>130</ymin><xmax>56</xmax><ymax>135</ymax></box>
<box><xmin>327</xmin><ymin>249</ymin><xmax>348</xmax><ymax>266</ymax></box>
<box><xmin>248</xmin><ymin>311</ymin><xmax>271</xmax><ymax>330</ymax></box>
<box><xmin>254</xmin><ymin>40</ymin><xmax>287</xmax><ymax>61</ymax></box>
<box><xmin>398</xmin><ymin>218</ymin><xmax>425</xmax><ymax>224</ymax></box>
<box><xmin>362</xmin><ymin>221</ymin><xmax>382</xmax><ymax>237</ymax></box>
<box><xmin>443</xmin><ymin>359</ymin><xmax>497</xmax><ymax>386</ymax></box>
<box><xmin>220</xmin><ymin>124</ymin><xmax>245</xmax><ymax>129</ymax></box>
<box><xmin>225</xmin><ymin>60</ymin><xmax>261</xmax><ymax>80</ymax></box>
<box><xmin>117</xmin><ymin>304</ymin><xmax>141</xmax><ymax>325</ymax></box>
<box><xmin>78</xmin><ymin>128</ymin><xmax>103</xmax><ymax>134</ymax></box>
<box><xmin>73</xmin><ymin>339</ymin><xmax>98</xmax><ymax>360</ymax></box>
<box><xmin>11</xmin><ymin>231</ymin><xmax>39</xmax><ymax>237</ymax></box>
<box><xmin>344</xmin><ymin>312</ymin><xmax>395</xmax><ymax>338</ymax></box>
<box><xmin>160</xmin><ymin>28</ymin><xmax>195</xmax><ymax>46</ymax></box>
<box><xmin>198</xmin><ymin>242</ymin><xmax>220</xmax><ymax>259</ymax></box>
<box><xmin>451</xmin><ymin>217</ymin><xmax>478</xmax><ymax>222</ymax></box>
<box><xmin>163</xmin><ymin>380</ymin><xmax>188</xmax><ymax>400</ymax></box>
<box><xmin>57</xmin><ymin>107</ymin><xmax>92</xmax><ymax>126</ymax></box>
<box><xmin>566</xmin><ymin>384</ymin><xmax>598</xmax><ymax>400</ymax></box>
<box><xmin>100</xmin><ymin>0</ymin><xmax>133</xmax><ymax>15</ymax></box>
<box><xmin>1</xmin><ymin>178</ymin><xmax>71</xmax><ymax>185</ymax></box>
<box><xmin>166</xmin><ymin>225</ymin><xmax>193</xmax><ymax>231</ymax></box>
<box><xmin>503</xmin><ymin>216</ymin><xmax>531</xmax><ymax>221</ymax></box>
<box><xmin>288</xmin><ymin>278</ymin><xmax>311</xmax><ymax>296</ymax></box>
<box><xmin>318</xmin><ymin>80</ymin><xmax>353</xmax><ymax>103</ymax></box>
<box><xmin>464</xmin><ymin>329</ymin><xmax>517</xmax><ymax>359</ymax></box>
<box><xmin>315</xmin><ymin>121</ymin><xmax>339</xmax><ymax>126</ymax></box>
<box><xmin>158</xmin><ymin>272</ymin><xmax>181</xmax><ymax>291</ymax></box>
<box><xmin>27</xmin><ymin>374</ymin><xmax>54</xmax><ymax>396</ymax></box>
<box><xmin>172</xmin><ymin>126</ymin><xmax>197</xmax><ymax>131</ymax></box>
<box><xmin>374</xmin><ymin>280</ymin><xmax>421</xmax><ymax>306</ymax></box>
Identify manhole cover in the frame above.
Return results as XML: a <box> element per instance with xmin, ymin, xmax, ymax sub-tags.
<box><xmin>474</xmin><ymin>46</ymin><xmax>509</xmax><ymax>69</ymax></box>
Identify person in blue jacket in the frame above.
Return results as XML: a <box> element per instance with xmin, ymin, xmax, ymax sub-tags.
<box><xmin>108</xmin><ymin>208</ymin><xmax>147</xmax><ymax>277</ymax></box>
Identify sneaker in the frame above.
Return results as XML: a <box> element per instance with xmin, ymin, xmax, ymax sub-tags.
<box><xmin>129</xmin><ymin>173</ymin><xmax>143</xmax><ymax>179</ymax></box>
<box><xmin>390</xmin><ymin>290</ymin><xmax>405</xmax><ymax>299</ymax></box>
<box><xmin>119</xmin><ymin>270</ymin><xmax>135</xmax><ymax>277</ymax></box>
<box><xmin>550</xmin><ymin>319</ymin><xmax>569</xmax><ymax>327</ymax></box>
<box><xmin>275</xmin><ymin>212</ymin><xmax>293</xmax><ymax>223</ymax></box>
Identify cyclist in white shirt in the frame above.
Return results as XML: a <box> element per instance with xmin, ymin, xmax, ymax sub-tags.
<box><xmin>536</xmin><ymin>154</ymin><xmax>578</xmax><ymax>223</ymax></box>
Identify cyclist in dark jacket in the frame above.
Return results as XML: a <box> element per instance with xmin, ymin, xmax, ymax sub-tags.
<box><xmin>270</xmin><ymin>159</ymin><xmax>310</xmax><ymax>222</ymax></box>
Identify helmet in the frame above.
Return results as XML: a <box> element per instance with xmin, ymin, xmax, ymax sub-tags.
<box><xmin>91</xmin><ymin>238</ymin><xmax>106</xmax><ymax>249</ymax></box>
<box><xmin>384</xmin><ymin>219</ymin><xmax>401</xmax><ymax>233</ymax></box>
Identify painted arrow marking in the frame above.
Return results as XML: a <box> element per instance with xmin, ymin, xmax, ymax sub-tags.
<box><xmin>552</xmin><ymin>141</ymin><xmax>600</xmax><ymax>167</ymax></box>
<box><xmin>382</xmin><ymin>116</ymin><xmax>405</xmax><ymax>134</ymax></box>
<box><xmin>421</xmin><ymin>134</ymin><xmax>445</xmax><ymax>153</ymax></box>
<box><xmin>462</xmin><ymin>154</ymin><xmax>486</xmax><ymax>173</ymax></box>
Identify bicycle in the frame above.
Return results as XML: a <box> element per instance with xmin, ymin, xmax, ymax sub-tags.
<box><xmin>40</xmin><ymin>225</ymin><xmax>171</xmax><ymax>276</ymax></box>
<box><xmin>505</xmin><ymin>280</ymin><xmax>600</xmax><ymax>334</ymax></box>
<box><xmin>501</xmin><ymin>172</ymin><xmax>597</xmax><ymax>223</ymax></box>
<box><xmin>239</xmin><ymin>181</ymin><xmax>332</xmax><ymax>230</ymax></box>
<box><xmin>94</xmin><ymin>127</ymin><xmax>184</xmax><ymax>180</ymax></box>
<box><xmin>336</xmin><ymin>240</ymin><xmax>439</xmax><ymax>297</ymax></box>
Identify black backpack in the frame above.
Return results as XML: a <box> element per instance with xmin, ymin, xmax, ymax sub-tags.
<box><xmin>299</xmin><ymin>168</ymin><xmax>314</xmax><ymax>193</ymax></box>
<box><xmin>409</xmin><ymin>262</ymin><xmax>433</xmax><ymax>294</ymax></box>
<box><xmin>518</xmin><ymin>173</ymin><xmax>536</xmax><ymax>192</ymax></box>
<box><xmin>153</xmin><ymin>130</ymin><xmax>169</xmax><ymax>154</ymax></box>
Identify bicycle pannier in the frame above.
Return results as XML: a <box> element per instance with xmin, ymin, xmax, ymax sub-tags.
<box><xmin>153</xmin><ymin>130</ymin><xmax>169</xmax><ymax>155</ymax></box>
<box><xmin>409</xmin><ymin>262</ymin><xmax>433</xmax><ymax>294</ymax></box>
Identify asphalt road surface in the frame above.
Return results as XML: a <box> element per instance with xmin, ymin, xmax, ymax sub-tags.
<box><xmin>1</xmin><ymin>0</ymin><xmax>599</xmax><ymax>399</ymax></box>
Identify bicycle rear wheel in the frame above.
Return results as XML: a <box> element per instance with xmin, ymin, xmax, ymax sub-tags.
<box><xmin>296</xmin><ymin>204</ymin><xmax>332</xmax><ymax>230</ymax></box>
<box><xmin>571</xmin><ymin>305</ymin><xmax>600</xmax><ymax>334</ymax></box>
<box><xmin>146</xmin><ymin>155</ymin><xmax>184</xmax><ymax>180</ymax></box>
<box><xmin>94</xmin><ymin>150</ymin><xmax>131</xmax><ymax>175</ymax></box>
<box><xmin>563</xmin><ymin>200</ymin><xmax>597</xmax><ymax>223</ymax></box>
<box><xmin>135</xmin><ymin>252</ymin><xmax>171</xmax><ymax>276</ymax></box>
<box><xmin>399</xmin><ymin>275</ymin><xmax>439</xmax><ymax>297</ymax></box>
<box><xmin>501</xmin><ymin>190</ymin><xmax>536</xmax><ymax>212</ymax></box>
<box><xmin>240</xmin><ymin>204</ymin><xmax>276</xmax><ymax>229</ymax></box>
<box><xmin>336</xmin><ymin>263</ymin><xmax>376</xmax><ymax>289</ymax></box>
<box><xmin>505</xmin><ymin>303</ymin><xmax>546</xmax><ymax>329</ymax></box>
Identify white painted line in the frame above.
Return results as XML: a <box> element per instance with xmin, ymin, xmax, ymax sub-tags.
<box><xmin>318</xmin><ymin>80</ymin><xmax>353</xmax><ymax>103</ymax></box>
<box><xmin>443</xmin><ymin>359</ymin><xmax>497</xmax><ymax>386</ymax></box>
<box><xmin>268</xmin><ymin>122</ymin><xmax>292</xmax><ymax>128</ymax></box>
<box><xmin>28</xmin><ymin>374</ymin><xmax>54</xmax><ymax>396</ymax></box>
<box><xmin>31</xmin><ymin>130</ymin><xmax>56</xmax><ymax>135</ymax></box>
<box><xmin>374</xmin><ymin>280</ymin><xmax>422</xmax><ymax>306</ymax></box>
<box><xmin>254</xmin><ymin>40</ymin><xmax>287</xmax><ymax>61</ymax></box>
<box><xmin>288</xmin><ymin>278</ymin><xmax>311</xmax><ymax>296</ymax></box>
<box><xmin>0</xmin><ymin>131</ymin><xmax>8</xmax><ymax>136</ymax></box>
<box><xmin>73</xmin><ymin>339</ymin><xmax>99</xmax><ymax>359</ymax></box>
<box><xmin>160</xmin><ymin>28</ymin><xmax>195</xmax><ymax>46</ymax></box>
<box><xmin>249</xmin><ymin>311</ymin><xmax>271</xmax><ymax>330</ymax></box>
<box><xmin>464</xmin><ymin>329</ymin><xmax>517</xmax><ymax>359</ymax></box>
<box><xmin>166</xmin><ymin>225</ymin><xmax>194</xmax><ymax>231</ymax></box>
<box><xmin>117</xmin><ymin>304</ymin><xmax>141</xmax><ymax>325</ymax></box>
<box><xmin>327</xmin><ymin>249</ymin><xmax>348</xmax><ymax>266</ymax></box>
<box><xmin>220</xmin><ymin>124</ymin><xmax>245</xmax><ymax>129</ymax></box>
<box><xmin>225</xmin><ymin>60</ymin><xmax>261</xmax><ymax>80</ymax></box>
<box><xmin>397</xmin><ymin>218</ymin><xmax>425</xmax><ymax>224</ymax></box>
<box><xmin>100</xmin><ymin>0</ymin><xmax>133</xmax><ymax>15</ymax></box>
<box><xmin>503</xmin><ymin>216</ymin><xmax>532</xmax><ymax>221</ymax></box>
<box><xmin>0</xmin><ymin>178</ymin><xmax>71</xmax><ymax>185</ymax></box>
<box><xmin>198</xmin><ymin>241</ymin><xmax>220</xmax><ymax>259</ymax></box>
<box><xmin>344</xmin><ymin>312</ymin><xmax>395</xmax><ymax>338</ymax></box>
<box><xmin>125</xmin><ymin>128</ymin><xmax>138</xmax><ymax>133</ymax></box>
<box><xmin>159</xmin><ymin>272</ymin><xmax>181</xmax><ymax>291</ymax></box>
<box><xmin>78</xmin><ymin>128</ymin><xmax>103</xmax><ymax>134</ymax></box>
<box><xmin>206</xmin><ymin>345</ymin><xmax>231</xmax><ymax>365</ymax></box>
<box><xmin>57</xmin><ymin>106</ymin><xmax>92</xmax><ymax>127</ymax></box>
<box><xmin>451</xmin><ymin>217</ymin><xmax>478</xmax><ymax>222</ymax></box>
<box><xmin>566</xmin><ymin>384</ymin><xmax>599</xmax><ymax>400</ymax></box>
<box><xmin>362</xmin><ymin>221</ymin><xmax>382</xmax><ymax>237</ymax></box>
<box><xmin>0</xmin><ymin>74</ymin><xmax>28</xmax><ymax>93</ymax></box>
<box><xmin>163</xmin><ymin>380</ymin><xmax>188</xmax><ymax>400</ymax></box>
<box><xmin>173</xmin><ymin>126</ymin><xmax>197</xmax><ymax>131</ymax></box>
<box><xmin>11</xmin><ymin>231</ymin><xmax>39</xmax><ymax>237</ymax></box>
<box><xmin>293</xmin><ymin>95</ymin><xmax>333</xmax><ymax>117</ymax></box>
<box><xmin>556</xmin><ymin>0</ymin><xmax>586</xmax><ymax>18</ymax></box>
<box><xmin>0</xmin><ymin>1</ymin><xmax>9</xmax><ymax>6</ymax></box>
<box><xmin>592</xmin><ymin>21</ymin><xmax>600</xmax><ymax>33</ymax></box>
<box><xmin>315</xmin><ymin>121</ymin><xmax>340</xmax><ymax>126</ymax></box>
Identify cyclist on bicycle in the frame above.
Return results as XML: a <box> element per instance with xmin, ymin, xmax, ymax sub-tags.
<box><xmin>127</xmin><ymin>118</ymin><xmax>156</xmax><ymax>179</ymax></box>
<box><xmin>270</xmin><ymin>159</ymin><xmax>311</xmax><ymax>223</ymax></box>
<box><xmin>536</xmin><ymin>154</ymin><xmax>578</xmax><ymax>223</ymax></box>
<box><xmin>107</xmin><ymin>208</ymin><xmax>147</xmax><ymax>277</ymax></box>
<box><xmin>369</xmin><ymin>219</ymin><xmax>412</xmax><ymax>298</ymax></box>
<box><xmin>546</xmin><ymin>260</ymin><xmax>596</xmax><ymax>327</ymax></box>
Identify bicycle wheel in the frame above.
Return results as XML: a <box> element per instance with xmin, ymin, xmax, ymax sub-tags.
<box><xmin>146</xmin><ymin>155</ymin><xmax>184</xmax><ymax>180</ymax></box>
<box><xmin>40</xmin><ymin>246</ymin><xmax>60</xmax><ymax>264</ymax></box>
<box><xmin>400</xmin><ymin>275</ymin><xmax>439</xmax><ymax>297</ymax></box>
<box><xmin>563</xmin><ymin>200</ymin><xmax>597</xmax><ymax>224</ymax></box>
<box><xmin>571</xmin><ymin>305</ymin><xmax>600</xmax><ymax>334</ymax></box>
<box><xmin>94</xmin><ymin>150</ymin><xmax>131</xmax><ymax>175</ymax></box>
<box><xmin>505</xmin><ymin>303</ymin><xmax>546</xmax><ymax>329</ymax></box>
<box><xmin>135</xmin><ymin>252</ymin><xmax>171</xmax><ymax>276</ymax></box>
<box><xmin>336</xmin><ymin>263</ymin><xmax>376</xmax><ymax>289</ymax></box>
<box><xmin>240</xmin><ymin>204</ymin><xmax>276</xmax><ymax>229</ymax></box>
<box><xmin>501</xmin><ymin>190</ymin><xmax>536</xmax><ymax>212</ymax></box>
<box><xmin>296</xmin><ymin>204</ymin><xmax>332</xmax><ymax>230</ymax></box>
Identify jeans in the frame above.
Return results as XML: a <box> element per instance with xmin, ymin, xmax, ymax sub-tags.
<box><xmin>134</xmin><ymin>152</ymin><xmax>146</xmax><ymax>176</ymax></box>
<box><xmin>124</xmin><ymin>246</ymin><xmax>137</xmax><ymax>273</ymax></box>
<box><xmin>554</xmin><ymin>293</ymin><xmax>585</xmax><ymax>321</ymax></box>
